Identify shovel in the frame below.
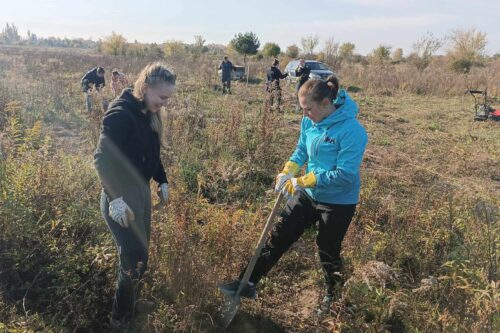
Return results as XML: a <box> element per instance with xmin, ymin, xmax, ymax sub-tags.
<box><xmin>220</xmin><ymin>191</ymin><xmax>285</xmax><ymax>329</ymax></box>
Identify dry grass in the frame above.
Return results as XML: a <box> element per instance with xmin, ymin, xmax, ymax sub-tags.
<box><xmin>0</xmin><ymin>45</ymin><xmax>498</xmax><ymax>332</ymax></box>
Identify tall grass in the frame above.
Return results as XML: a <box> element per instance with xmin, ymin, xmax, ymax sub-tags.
<box><xmin>0</xmin><ymin>45</ymin><xmax>498</xmax><ymax>332</ymax></box>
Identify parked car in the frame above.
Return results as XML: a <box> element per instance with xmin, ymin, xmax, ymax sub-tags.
<box><xmin>284</xmin><ymin>60</ymin><xmax>335</xmax><ymax>83</ymax></box>
<box><xmin>218</xmin><ymin>65</ymin><xmax>246</xmax><ymax>81</ymax></box>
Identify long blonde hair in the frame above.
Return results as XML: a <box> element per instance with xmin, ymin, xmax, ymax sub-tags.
<box><xmin>133</xmin><ymin>62</ymin><xmax>176</xmax><ymax>146</ymax></box>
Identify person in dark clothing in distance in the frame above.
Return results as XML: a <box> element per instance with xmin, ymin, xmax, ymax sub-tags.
<box><xmin>81</xmin><ymin>66</ymin><xmax>106</xmax><ymax>112</ymax></box>
<box><xmin>218</xmin><ymin>55</ymin><xmax>235</xmax><ymax>94</ymax></box>
<box><xmin>295</xmin><ymin>59</ymin><xmax>311</xmax><ymax>90</ymax></box>
<box><xmin>94</xmin><ymin>62</ymin><xmax>176</xmax><ymax>331</ymax></box>
<box><xmin>295</xmin><ymin>59</ymin><xmax>311</xmax><ymax>111</ymax></box>
<box><xmin>266</xmin><ymin>58</ymin><xmax>288</xmax><ymax>112</ymax></box>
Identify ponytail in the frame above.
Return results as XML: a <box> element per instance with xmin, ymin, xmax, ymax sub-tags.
<box><xmin>325</xmin><ymin>75</ymin><xmax>339</xmax><ymax>102</ymax></box>
<box><xmin>299</xmin><ymin>75</ymin><xmax>340</xmax><ymax>103</ymax></box>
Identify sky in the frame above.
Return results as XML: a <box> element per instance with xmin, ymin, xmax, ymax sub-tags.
<box><xmin>1</xmin><ymin>0</ymin><xmax>499</xmax><ymax>55</ymax></box>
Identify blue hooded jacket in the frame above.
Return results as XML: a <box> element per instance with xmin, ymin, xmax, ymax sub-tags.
<box><xmin>289</xmin><ymin>90</ymin><xmax>368</xmax><ymax>204</ymax></box>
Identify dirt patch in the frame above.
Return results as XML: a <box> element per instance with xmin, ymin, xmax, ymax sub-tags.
<box><xmin>296</xmin><ymin>288</ymin><xmax>319</xmax><ymax>319</ymax></box>
<box><xmin>226</xmin><ymin>312</ymin><xmax>285</xmax><ymax>333</ymax></box>
<box><xmin>277</xmin><ymin>286</ymin><xmax>319</xmax><ymax>322</ymax></box>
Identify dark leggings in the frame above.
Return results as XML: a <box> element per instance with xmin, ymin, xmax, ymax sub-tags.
<box><xmin>242</xmin><ymin>190</ymin><xmax>356</xmax><ymax>293</ymax></box>
<box><xmin>222</xmin><ymin>79</ymin><xmax>231</xmax><ymax>93</ymax></box>
<box><xmin>100</xmin><ymin>184</ymin><xmax>151</xmax><ymax>321</ymax></box>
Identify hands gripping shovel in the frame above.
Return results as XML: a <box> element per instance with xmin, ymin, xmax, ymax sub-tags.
<box><xmin>219</xmin><ymin>192</ymin><xmax>285</xmax><ymax>330</ymax></box>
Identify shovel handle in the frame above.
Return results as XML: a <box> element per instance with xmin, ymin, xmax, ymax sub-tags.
<box><xmin>235</xmin><ymin>191</ymin><xmax>285</xmax><ymax>297</ymax></box>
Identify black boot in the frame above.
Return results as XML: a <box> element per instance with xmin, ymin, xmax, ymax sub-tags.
<box><xmin>317</xmin><ymin>259</ymin><xmax>344</xmax><ymax>316</ymax></box>
<box><xmin>110</xmin><ymin>317</ymin><xmax>130</xmax><ymax>333</ymax></box>
<box><xmin>219</xmin><ymin>280</ymin><xmax>257</xmax><ymax>299</ymax></box>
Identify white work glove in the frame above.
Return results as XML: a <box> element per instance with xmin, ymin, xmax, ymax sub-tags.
<box><xmin>274</xmin><ymin>173</ymin><xmax>292</xmax><ymax>193</ymax></box>
<box><xmin>274</xmin><ymin>161</ymin><xmax>300</xmax><ymax>193</ymax></box>
<box><xmin>108</xmin><ymin>197</ymin><xmax>135</xmax><ymax>228</ymax></box>
<box><xmin>281</xmin><ymin>178</ymin><xmax>302</xmax><ymax>201</ymax></box>
<box><xmin>159</xmin><ymin>183</ymin><xmax>169</xmax><ymax>203</ymax></box>
<box><xmin>281</xmin><ymin>172</ymin><xmax>317</xmax><ymax>201</ymax></box>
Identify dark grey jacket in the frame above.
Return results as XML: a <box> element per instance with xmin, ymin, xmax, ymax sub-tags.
<box><xmin>94</xmin><ymin>89</ymin><xmax>167</xmax><ymax>200</ymax></box>
<box><xmin>219</xmin><ymin>60</ymin><xmax>235</xmax><ymax>82</ymax></box>
<box><xmin>296</xmin><ymin>64</ymin><xmax>311</xmax><ymax>88</ymax></box>
<box><xmin>81</xmin><ymin>67</ymin><xmax>105</xmax><ymax>92</ymax></box>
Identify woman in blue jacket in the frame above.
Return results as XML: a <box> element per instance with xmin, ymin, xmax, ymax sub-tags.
<box><xmin>221</xmin><ymin>75</ymin><xmax>368</xmax><ymax>313</ymax></box>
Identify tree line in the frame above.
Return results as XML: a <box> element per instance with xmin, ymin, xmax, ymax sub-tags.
<box><xmin>1</xmin><ymin>22</ymin><xmax>496</xmax><ymax>73</ymax></box>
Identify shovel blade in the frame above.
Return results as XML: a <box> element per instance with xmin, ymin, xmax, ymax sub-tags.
<box><xmin>221</xmin><ymin>296</ymin><xmax>240</xmax><ymax>330</ymax></box>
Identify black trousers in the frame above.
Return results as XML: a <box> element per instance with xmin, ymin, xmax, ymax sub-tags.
<box><xmin>222</xmin><ymin>79</ymin><xmax>231</xmax><ymax>93</ymax></box>
<box><xmin>241</xmin><ymin>190</ymin><xmax>356</xmax><ymax>294</ymax></box>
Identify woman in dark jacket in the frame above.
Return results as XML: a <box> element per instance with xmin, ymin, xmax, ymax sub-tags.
<box><xmin>94</xmin><ymin>62</ymin><xmax>176</xmax><ymax>330</ymax></box>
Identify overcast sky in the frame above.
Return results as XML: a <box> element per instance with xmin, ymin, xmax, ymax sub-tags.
<box><xmin>1</xmin><ymin>0</ymin><xmax>499</xmax><ymax>55</ymax></box>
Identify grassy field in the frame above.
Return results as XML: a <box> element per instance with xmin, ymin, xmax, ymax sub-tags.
<box><xmin>0</xmin><ymin>45</ymin><xmax>498</xmax><ymax>332</ymax></box>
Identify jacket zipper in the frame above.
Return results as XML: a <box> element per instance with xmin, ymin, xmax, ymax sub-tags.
<box><xmin>311</xmin><ymin>130</ymin><xmax>326</xmax><ymax>159</ymax></box>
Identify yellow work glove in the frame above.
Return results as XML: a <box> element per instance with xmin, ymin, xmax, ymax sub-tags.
<box><xmin>274</xmin><ymin>161</ymin><xmax>300</xmax><ymax>193</ymax></box>
<box><xmin>281</xmin><ymin>172</ymin><xmax>317</xmax><ymax>200</ymax></box>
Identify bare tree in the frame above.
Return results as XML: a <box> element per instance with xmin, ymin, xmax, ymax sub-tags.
<box><xmin>193</xmin><ymin>35</ymin><xmax>207</xmax><ymax>55</ymax></box>
<box><xmin>301</xmin><ymin>35</ymin><xmax>319</xmax><ymax>57</ymax></box>
<box><xmin>323</xmin><ymin>36</ymin><xmax>341</xmax><ymax>68</ymax></box>
<box><xmin>412</xmin><ymin>32</ymin><xmax>442</xmax><ymax>70</ymax></box>
<box><xmin>194</xmin><ymin>35</ymin><xmax>206</xmax><ymax>48</ymax></box>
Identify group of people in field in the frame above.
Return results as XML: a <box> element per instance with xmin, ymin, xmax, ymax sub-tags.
<box><xmin>85</xmin><ymin>57</ymin><xmax>367</xmax><ymax>331</ymax></box>
<box><xmin>82</xmin><ymin>56</ymin><xmax>306</xmax><ymax>114</ymax></box>
<box><xmin>217</xmin><ymin>55</ymin><xmax>311</xmax><ymax>113</ymax></box>
<box><xmin>80</xmin><ymin>67</ymin><xmax>129</xmax><ymax>113</ymax></box>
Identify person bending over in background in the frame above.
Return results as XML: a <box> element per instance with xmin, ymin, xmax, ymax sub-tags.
<box><xmin>111</xmin><ymin>69</ymin><xmax>129</xmax><ymax>98</ymax></box>
<box><xmin>94</xmin><ymin>62</ymin><xmax>176</xmax><ymax>331</ymax></box>
<box><xmin>81</xmin><ymin>66</ymin><xmax>106</xmax><ymax>112</ymax></box>
<box><xmin>221</xmin><ymin>75</ymin><xmax>368</xmax><ymax>316</ymax></box>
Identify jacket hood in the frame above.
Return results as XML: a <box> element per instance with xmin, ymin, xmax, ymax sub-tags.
<box><xmin>106</xmin><ymin>88</ymin><xmax>146</xmax><ymax>117</ymax></box>
<box><xmin>314</xmin><ymin>89</ymin><xmax>359</xmax><ymax>128</ymax></box>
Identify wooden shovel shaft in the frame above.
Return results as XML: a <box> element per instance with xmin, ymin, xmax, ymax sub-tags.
<box><xmin>221</xmin><ymin>192</ymin><xmax>285</xmax><ymax>330</ymax></box>
<box><xmin>235</xmin><ymin>192</ymin><xmax>285</xmax><ymax>297</ymax></box>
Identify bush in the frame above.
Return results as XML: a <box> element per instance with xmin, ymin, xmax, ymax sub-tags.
<box><xmin>286</xmin><ymin>44</ymin><xmax>299</xmax><ymax>58</ymax></box>
<box><xmin>101</xmin><ymin>32</ymin><xmax>128</xmax><ymax>56</ymax></box>
<box><xmin>262</xmin><ymin>42</ymin><xmax>281</xmax><ymax>58</ymax></box>
<box><xmin>447</xmin><ymin>28</ymin><xmax>487</xmax><ymax>73</ymax></box>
